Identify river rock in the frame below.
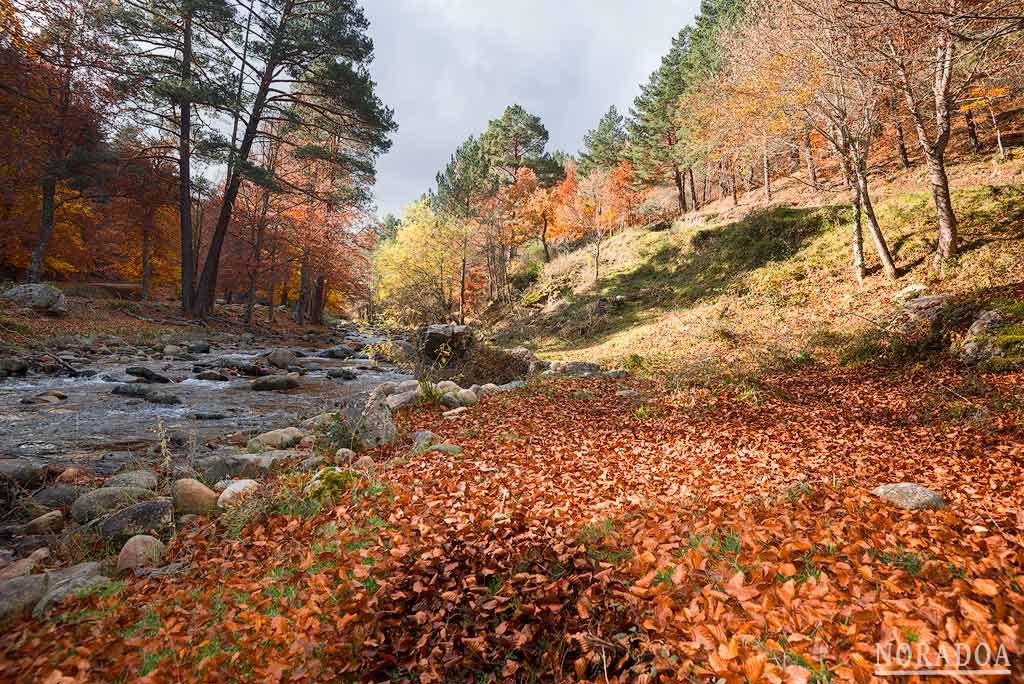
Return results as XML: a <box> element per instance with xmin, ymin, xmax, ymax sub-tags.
<box><xmin>298</xmin><ymin>454</ymin><xmax>324</xmax><ymax>472</ymax></box>
<box><xmin>251</xmin><ymin>374</ymin><xmax>299</xmax><ymax>391</ymax></box>
<box><xmin>871</xmin><ymin>483</ymin><xmax>946</xmax><ymax>510</ymax></box>
<box><xmin>33</xmin><ymin>561</ymin><xmax>108</xmax><ymax>617</ymax></box>
<box><xmin>324</xmin><ymin>346</ymin><xmax>354</xmax><ymax>359</ymax></box>
<box><xmin>266</xmin><ymin>349</ymin><xmax>298</xmax><ymax>369</ymax></box>
<box><xmin>436</xmin><ymin>380</ymin><xmax>461</xmax><ymax>394</ymax></box>
<box><xmin>117</xmin><ymin>535</ymin><xmax>166</xmax><ymax>572</ymax></box>
<box><xmin>218</xmin><ymin>479</ymin><xmax>258</xmax><ymax>508</ymax></box>
<box><xmin>171</xmin><ymin>478</ymin><xmax>219</xmax><ymax>514</ymax></box>
<box><xmin>440</xmin><ymin>393</ymin><xmax>461</xmax><ymax>409</ymax></box>
<box><xmin>106</xmin><ymin>469</ymin><xmax>159</xmax><ymax>491</ymax></box>
<box><xmin>0</xmin><ymin>574</ymin><xmax>47</xmax><ymax>624</ymax></box>
<box><xmin>26</xmin><ymin>484</ymin><xmax>87</xmax><ymax>516</ymax></box>
<box><xmin>0</xmin><ymin>548</ymin><xmax>49</xmax><ymax>581</ymax></box>
<box><xmin>162</xmin><ymin>344</ymin><xmax>182</xmax><ymax>356</ymax></box>
<box><xmin>342</xmin><ymin>388</ymin><xmax>397</xmax><ymax>450</ymax></box>
<box><xmin>24</xmin><ymin>510</ymin><xmax>64</xmax><ymax>535</ymax></box>
<box><xmin>396</xmin><ymin>379</ymin><xmax>420</xmax><ymax>393</ymax></box>
<box><xmin>327</xmin><ymin>368</ymin><xmax>357</xmax><ymax>380</ymax></box>
<box><xmin>98</xmin><ymin>499</ymin><xmax>173</xmax><ymax>540</ymax></box>
<box><xmin>0</xmin><ymin>459</ymin><xmax>43</xmax><ymax>487</ymax></box>
<box><xmin>145</xmin><ymin>390</ymin><xmax>181</xmax><ymax>405</ymax></box>
<box><xmin>386</xmin><ymin>389</ymin><xmax>420</xmax><ymax>411</ymax></box>
<box><xmin>456</xmin><ymin>389</ymin><xmax>478</xmax><ymax>406</ymax></box>
<box><xmin>195</xmin><ymin>370</ymin><xmax>229</xmax><ymax>381</ymax></box>
<box><xmin>70</xmin><ymin>486</ymin><xmax>155</xmax><ymax>524</ymax></box>
<box><xmin>125</xmin><ymin>367</ymin><xmax>171</xmax><ymax>384</ymax></box>
<box><xmin>496</xmin><ymin>380</ymin><xmax>526</xmax><ymax>392</ymax></box>
<box><xmin>418</xmin><ymin>324</ymin><xmax>472</xmax><ymax>364</ymax></box>
<box><xmin>1</xmin><ymin>283</ymin><xmax>67</xmax><ymax>315</ymax></box>
<box><xmin>0</xmin><ymin>358</ymin><xmax>29</xmax><ymax>377</ymax></box>
<box><xmin>248</xmin><ymin>426</ymin><xmax>305</xmax><ymax>450</ymax></box>
<box><xmin>197</xmin><ymin>451</ymin><xmax>293</xmax><ymax>482</ymax></box>
<box><xmin>187</xmin><ymin>341</ymin><xmax>211</xmax><ymax>354</ymax></box>
<box><xmin>111</xmin><ymin>383</ymin><xmax>150</xmax><ymax>399</ymax></box>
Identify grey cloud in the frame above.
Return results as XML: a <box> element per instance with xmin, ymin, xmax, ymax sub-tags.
<box><xmin>362</xmin><ymin>0</ymin><xmax>701</xmax><ymax>218</ymax></box>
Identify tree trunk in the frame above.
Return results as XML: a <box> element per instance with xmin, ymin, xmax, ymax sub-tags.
<box><xmin>762</xmin><ymin>145</ymin><xmax>771</xmax><ymax>206</ymax></box>
<box><xmin>458</xmin><ymin>250</ymin><xmax>467</xmax><ymax>325</ymax></box>
<box><xmin>925</xmin><ymin>151</ymin><xmax>958</xmax><ymax>264</ymax></box>
<box><xmin>540</xmin><ymin>217</ymin><xmax>551</xmax><ymax>262</ymax></box>
<box><xmin>989</xmin><ymin>105</ymin><xmax>1005</xmax><ymax>161</ymax></box>
<box><xmin>312</xmin><ymin>276</ymin><xmax>325</xmax><ymax>325</ymax></box>
<box><xmin>267</xmin><ymin>275</ymin><xmax>276</xmax><ymax>324</ymax></box>
<box><xmin>141</xmin><ymin>207</ymin><xmax>154</xmax><ymax>300</ymax></box>
<box><xmin>178</xmin><ymin>9</ymin><xmax>195</xmax><ymax>311</ymax></box>
<box><xmin>672</xmin><ymin>165</ymin><xmax>686</xmax><ymax>213</ymax></box>
<box><xmin>730</xmin><ymin>169</ymin><xmax>738</xmax><ymax>206</ymax></box>
<box><xmin>803</xmin><ymin>131</ymin><xmax>818</xmax><ymax>190</ymax></box>
<box><xmin>28</xmin><ymin>178</ymin><xmax>57</xmax><ymax>283</ymax></box>
<box><xmin>687</xmin><ymin>167</ymin><xmax>698</xmax><ymax>210</ymax></box>
<box><xmin>964</xmin><ymin>110</ymin><xmax>980</xmax><ymax>153</ymax></box>
<box><xmin>855</xmin><ymin>168</ymin><xmax>897</xmax><ymax>279</ymax></box>
<box><xmin>851</xmin><ymin>186</ymin><xmax>865</xmax><ymax>284</ymax></box>
<box><xmin>893</xmin><ymin>114</ymin><xmax>911</xmax><ymax>169</ymax></box>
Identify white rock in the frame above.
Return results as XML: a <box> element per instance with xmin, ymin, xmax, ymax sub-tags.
<box><xmin>871</xmin><ymin>483</ymin><xmax>946</xmax><ymax>510</ymax></box>
<box><xmin>217</xmin><ymin>479</ymin><xmax>259</xmax><ymax>508</ymax></box>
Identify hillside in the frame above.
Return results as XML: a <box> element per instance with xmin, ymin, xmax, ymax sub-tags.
<box><xmin>494</xmin><ymin>152</ymin><xmax>1024</xmax><ymax>380</ymax></box>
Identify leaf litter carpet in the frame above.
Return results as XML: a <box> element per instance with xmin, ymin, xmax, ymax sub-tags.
<box><xmin>2</xmin><ymin>367</ymin><xmax>1022</xmax><ymax>682</ymax></box>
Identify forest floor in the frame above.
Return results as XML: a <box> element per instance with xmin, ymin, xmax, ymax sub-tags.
<box><xmin>1</xmin><ymin>360</ymin><xmax>1022</xmax><ymax>682</ymax></box>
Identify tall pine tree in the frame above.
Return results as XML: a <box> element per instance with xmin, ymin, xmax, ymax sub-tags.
<box><xmin>579</xmin><ymin>105</ymin><xmax>627</xmax><ymax>176</ymax></box>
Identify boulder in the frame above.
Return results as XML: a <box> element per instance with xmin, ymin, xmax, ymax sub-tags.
<box><xmin>251</xmin><ymin>375</ymin><xmax>299</xmax><ymax>391</ymax></box>
<box><xmin>0</xmin><ymin>548</ymin><xmax>49</xmax><ymax>581</ymax></box>
<box><xmin>342</xmin><ymin>389</ymin><xmax>397</xmax><ymax>450</ymax></box>
<box><xmin>428</xmin><ymin>444</ymin><xmax>463</xmax><ymax>455</ymax></box>
<box><xmin>187</xmin><ymin>341</ymin><xmax>211</xmax><ymax>354</ymax></box>
<box><xmin>478</xmin><ymin>383</ymin><xmax>499</xmax><ymax>396</ymax></box>
<box><xmin>326</xmin><ymin>368</ymin><xmax>357</xmax><ymax>380</ymax></box>
<box><xmin>957</xmin><ymin>310</ymin><xmax>1003</xmax><ymax>366</ymax></box>
<box><xmin>561</xmin><ymin>361</ymin><xmax>602</xmax><ymax>376</ymax></box>
<box><xmin>0</xmin><ymin>574</ymin><xmax>47</xmax><ymax>624</ymax></box>
<box><xmin>33</xmin><ymin>561</ymin><xmax>108</xmax><ymax>617</ymax></box>
<box><xmin>265</xmin><ymin>349</ymin><xmax>298</xmax><ymax>369</ymax></box>
<box><xmin>248</xmin><ymin>426</ymin><xmax>305</xmax><ymax>450</ymax></box>
<box><xmin>195</xmin><ymin>370</ymin><xmax>229</xmax><ymax>381</ymax></box>
<box><xmin>24</xmin><ymin>510</ymin><xmax>64</xmax><ymax>535</ymax></box>
<box><xmin>116</xmin><ymin>535</ymin><xmax>166</xmax><ymax>572</ymax></box>
<box><xmin>1</xmin><ymin>283</ymin><xmax>67</xmax><ymax>315</ymax></box>
<box><xmin>351</xmin><ymin>455</ymin><xmax>375</xmax><ymax>472</ymax></box>
<box><xmin>0</xmin><ymin>459</ymin><xmax>43</xmax><ymax>487</ymax></box>
<box><xmin>901</xmin><ymin>294</ymin><xmax>952</xmax><ymax>324</ymax></box>
<box><xmin>106</xmin><ymin>469</ymin><xmax>159</xmax><ymax>491</ymax></box>
<box><xmin>324</xmin><ymin>346</ymin><xmax>354</xmax><ymax>360</ymax></box>
<box><xmin>495</xmin><ymin>380</ymin><xmax>527</xmax><ymax>392</ymax></box>
<box><xmin>70</xmin><ymin>486</ymin><xmax>155</xmax><ymax>524</ymax></box>
<box><xmin>218</xmin><ymin>479</ymin><xmax>258</xmax><ymax>508</ymax></box>
<box><xmin>98</xmin><ymin>499</ymin><xmax>173</xmax><ymax>540</ymax></box>
<box><xmin>456</xmin><ymin>389</ymin><xmax>478</xmax><ymax>406</ymax></box>
<box><xmin>196</xmin><ymin>451</ymin><xmax>293</xmax><ymax>482</ymax></box>
<box><xmin>894</xmin><ymin>284</ymin><xmax>928</xmax><ymax>303</ymax></box>
<box><xmin>375</xmin><ymin>381</ymin><xmax>399</xmax><ymax>396</ymax></box>
<box><xmin>418</xmin><ymin>324</ymin><xmax>472</xmax><ymax>365</ymax></box>
<box><xmin>171</xmin><ymin>478</ymin><xmax>219</xmax><ymax>514</ymax></box>
<box><xmin>125</xmin><ymin>367</ymin><xmax>171</xmax><ymax>384</ymax></box>
<box><xmin>298</xmin><ymin>454</ymin><xmax>324</xmax><ymax>472</ymax></box>
<box><xmin>144</xmin><ymin>390</ymin><xmax>181</xmax><ymax>405</ymax></box>
<box><xmin>162</xmin><ymin>344</ymin><xmax>182</xmax><ymax>356</ymax></box>
<box><xmin>301</xmin><ymin>411</ymin><xmax>338</xmax><ymax>431</ymax></box>
<box><xmin>0</xmin><ymin>358</ymin><xmax>29</xmax><ymax>377</ymax></box>
<box><xmin>436</xmin><ymin>380</ymin><xmax>461</xmax><ymax>394</ymax></box>
<box><xmin>440</xmin><ymin>393</ymin><xmax>461</xmax><ymax>409</ymax></box>
<box><xmin>411</xmin><ymin>430</ymin><xmax>441</xmax><ymax>452</ymax></box>
<box><xmin>871</xmin><ymin>483</ymin><xmax>946</xmax><ymax>510</ymax></box>
<box><xmin>396</xmin><ymin>379</ymin><xmax>420</xmax><ymax>394</ymax></box>
<box><xmin>386</xmin><ymin>389</ymin><xmax>421</xmax><ymax>411</ymax></box>
<box><xmin>334</xmin><ymin>448</ymin><xmax>357</xmax><ymax>465</ymax></box>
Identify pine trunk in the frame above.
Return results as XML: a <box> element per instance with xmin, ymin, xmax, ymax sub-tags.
<box><xmin>178</xmin><ymin>9</ymin><xmax>195</xmax><ymax>311</ymax></box>
<box><xmin>28</xmin><ymin>178</ymin><xmax>57</xmax><ymax>283</ymax></box>
<box><xmin>673</xmin><ymin>165</ymin><xmax>687</xmax><ymax>213</ymax></box>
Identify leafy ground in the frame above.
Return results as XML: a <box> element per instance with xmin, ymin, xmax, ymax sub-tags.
<box><xmin>2</xmin><ymin>362</ymin><xmax>1022</xmax><ymax>682</ymax></box>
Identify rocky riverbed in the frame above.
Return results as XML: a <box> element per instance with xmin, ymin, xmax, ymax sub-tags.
<box><xmin>0</xmin><ymin>325</ymin><xmax>413</xmax><ymax>473</ymax></box>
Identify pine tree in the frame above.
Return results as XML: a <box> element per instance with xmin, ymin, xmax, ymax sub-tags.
<box><xmin>431</xmin><ymin>136</ymin><xmax>493</xmax><ymax>220</ymax></box>
<box><xmin>481</xmin><ymin>104</ymin><xmax>550</xmax><ymax>185</ymax></box>
<box><xmin>579</xmin><ymin>105</ymin><xmax>627</xmax><ymax>176</ymax></box>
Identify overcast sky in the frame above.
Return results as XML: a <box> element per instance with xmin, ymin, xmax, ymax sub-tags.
<box><xmin>362</xmin><ymin>0</ymin><xmax>701</xmax><ymax>219</ymax></box>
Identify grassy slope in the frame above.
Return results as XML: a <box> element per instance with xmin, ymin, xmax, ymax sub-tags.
<box><xmin>495</xmin><ymin>150</ymin><xmax>1024</xmax><ymax>378</ymax></box>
